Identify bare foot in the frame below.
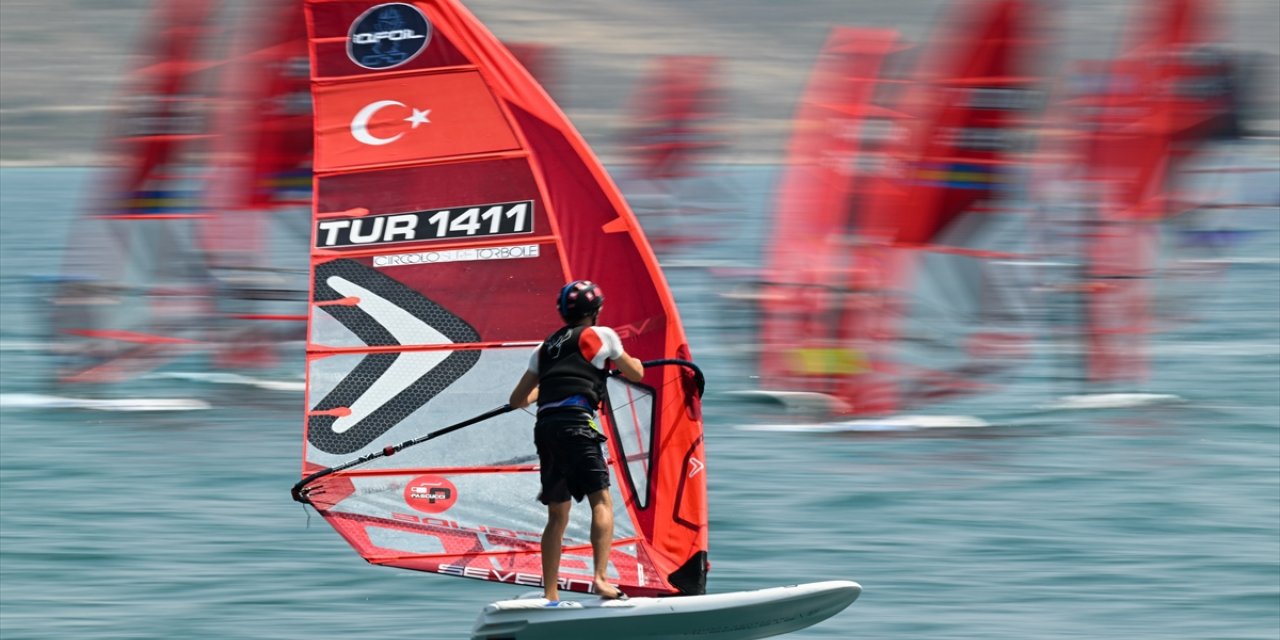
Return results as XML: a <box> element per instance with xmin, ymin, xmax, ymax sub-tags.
<box><xmin>593</xmin><ymin>580</ymin><xmax>625</xmax><ymax>600</ymax></box>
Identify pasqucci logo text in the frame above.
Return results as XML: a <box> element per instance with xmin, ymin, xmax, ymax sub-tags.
<box><xmin>347</xmin><ymin>2</ymin><xmax>431</xmax><ymax>70</ymax></box>
<box><xmin>315</xmin><ymin>201</ymin><xmax>535</xmax><ymax>249</ymax></box>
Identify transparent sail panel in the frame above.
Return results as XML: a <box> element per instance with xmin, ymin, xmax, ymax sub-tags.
<box><xmin>604</xmin><ymin>377</ymin><xmax>655</xmax><ymax>508</ymax></box>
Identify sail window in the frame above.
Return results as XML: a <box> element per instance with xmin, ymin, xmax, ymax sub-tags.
<box><xmin>604</xmin><ymin>377</ymin><xmax>655</xmax><ymax>509</ymax></box>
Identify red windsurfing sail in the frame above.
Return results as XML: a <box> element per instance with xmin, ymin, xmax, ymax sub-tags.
<box><xmin>842</xmin><ymin>0</ymin><xmax>1045</xmax><ymax>415</ymax></box>
<box><xmin>758</xmin><ymin>0</ymin><xmax>1045</xmax><ymax>416</ymax></box>
<box><xmin>756</xmin><ymin>28</ymin><xmax>906</xmax><ymax>403</ymax></box>
<box><xmin>295</xmin><ymin>0</ymin><xmax>707</xmax><ymax>598</ymax></box>
<box><xmin>622</xmin><ymin>55</ymin><xmax>726</xmax><ymax>182</ymax></box>
<box><xmin>48</xmin><ymin>0</ymin><xmax>225</xmax><ymax>383</ymax></box>
<box><xmin>208</xmin><ymin>0</ymin><xmax>314</xmax><ymax>215</ymax></box>
<box><xmin>201</xmin><ymin>0</ymin><xmax>314</xmax><ymax>369</ymax></box>
<box><xmin>618</xmin><ymin>55</ymin><xmax>730</xmax><ymax>255</ymax></box>
<box><xmin>1077</xmin><ymin>0</ymin><xmax>1233</xmax><ymax>384</ymax></box>
<box><xmin>96</xmin><ymin>1</ymin><xmax>224</xmax><ymax>221</ymax></box>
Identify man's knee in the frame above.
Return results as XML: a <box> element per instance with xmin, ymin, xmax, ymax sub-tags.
<box><xmin>586</xmin><ymin>489</ymin><xmax>612</xmax><ymax>509</ymax></box>
<box><xmin>547</xmin><ymin>501</ymin><xmax>572</xmax><ymax>527</ymax></box>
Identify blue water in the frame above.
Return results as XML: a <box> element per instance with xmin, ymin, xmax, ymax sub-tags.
<box><xmin>1</xmin><ymin>167</ymin><xmax>1277</xmax><ymax>639</ymax></box>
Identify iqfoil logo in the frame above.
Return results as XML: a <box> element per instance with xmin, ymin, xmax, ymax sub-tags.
<box><xmin>347</xmin><ymin>3</ymin><xmax>431</xmax><ymax>70</ymax></box>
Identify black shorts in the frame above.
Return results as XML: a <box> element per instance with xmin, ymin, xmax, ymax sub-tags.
<box><xmin>534</xmin><ymin>411</ymin><xmax>610</xmax><ymax>505</ymax></box>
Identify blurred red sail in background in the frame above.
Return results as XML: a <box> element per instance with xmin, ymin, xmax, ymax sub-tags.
<box><xmin>754</xmin><ymin>0</ymin><xmax>1046</xmax><ymax>419</ymax></box>
<box><xmin>1074</xmin><ymin>0</ymin><xmax>1241</xmax><ymax>385</ymax></box>
<box><xmin>47</xmin><ymin>0</ymin><xmax>226</xmax><ymax>384</ymax></box>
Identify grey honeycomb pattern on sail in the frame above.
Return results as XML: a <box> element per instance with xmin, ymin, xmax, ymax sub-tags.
<box><xmin>308</xmin><ymin>259</ymin><xmax>481</xmax><ymax>455</ymax></box>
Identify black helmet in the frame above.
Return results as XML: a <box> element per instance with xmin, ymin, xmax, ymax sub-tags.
<box><xmin>557</xmin><ymin>280</ymin><xmax>604</xmax><ymax>321</ymax></box>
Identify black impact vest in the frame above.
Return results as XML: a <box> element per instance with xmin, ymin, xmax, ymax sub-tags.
<box><xmin>536</xmin><ymin>325</ymin><xmax>608</xmax><ymax>411</ymax></box>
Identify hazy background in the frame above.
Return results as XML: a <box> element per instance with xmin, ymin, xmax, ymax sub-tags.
<box><xmin>2</xmin><ymin>0</ymin><xmax>1278</xmax><ymax>165</ymax></box>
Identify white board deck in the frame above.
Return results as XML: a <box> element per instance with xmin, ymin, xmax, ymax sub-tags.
<box><xmin>470</xmin><ymin>580</ymin><xmax>861</xmax><ymax>640</ymax></box>
<box><xmin>147</xmin><ymin>371</ymin><xmax>306</xmax><ymax>392</ymax></box>
<box><xmin>1040</xmin><ymin>393</ymin><xmax>1185</xmax><ymax>410</ymax></box>
<box><xmin>738</xmin><ymin>414</ymin><xmax>990</xmax><ymax>433</ymax></box>
<box><xmin>722</xmin><ymin>390</ymin><xmax>852</xmax><ymax>414</ymax></box>
<box><xmin>0</xmin><ymin>393</ymin><xmax>210</xmax><ymax>412</ymax></box>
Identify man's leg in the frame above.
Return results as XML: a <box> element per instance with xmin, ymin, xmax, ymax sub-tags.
<box><xmin>586</xmin><ymin>488</ymin><xmax>622</xmax><ymax>598</ymax></box>
<box><xmin>542</xmin><ymin>500</ymin><xmax>571</xmax><ymax>601</ymax></box>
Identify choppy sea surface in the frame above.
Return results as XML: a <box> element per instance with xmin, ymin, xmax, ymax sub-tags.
<box><xmin>1</xmin><ymin>166</ymin><xmax>1277</xmax><ymax>639</ymax></box>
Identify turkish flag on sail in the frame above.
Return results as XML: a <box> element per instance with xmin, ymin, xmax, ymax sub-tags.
<box><xmin>313</xmin><ymin>70</ymin><xmax>521</xmax><ymax>172</ymax></box>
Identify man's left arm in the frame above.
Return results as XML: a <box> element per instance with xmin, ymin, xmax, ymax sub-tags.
<box><xmin>613</xmin><ymin>351</ymin><xmax>644</xmax><ymax>382</ymax></box>
<box><xmin>595</xmin><ymin>327</ymin><xmax>644</xmax><ymax>382</ymax></box>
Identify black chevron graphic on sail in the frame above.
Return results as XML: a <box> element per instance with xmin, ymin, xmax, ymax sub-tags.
<box><xmin>309</xmin><ymin>259</ymin><xmax>481</xmax><ymax>454</ymax></box>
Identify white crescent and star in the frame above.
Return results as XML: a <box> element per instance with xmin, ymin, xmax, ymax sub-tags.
<box><xmin>350</xmin><ymin>100</ymin><xmax>432</xmax><ymax>146</ymax></box>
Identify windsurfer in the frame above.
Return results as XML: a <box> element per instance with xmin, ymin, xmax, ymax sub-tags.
<box><xmin>508</xmin><ymin>280</ymin><xmax>644</xmax><ymax>602</ymax></box>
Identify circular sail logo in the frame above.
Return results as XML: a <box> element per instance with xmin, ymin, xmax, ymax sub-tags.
<box><xmin>403</xmin><ymin>474</ymin><xmax>458</xmax><ymax>513</ymax></box>
<box><xmin>347</xmin><ymin>3</ymin><xmax>431</xmax><ymax>70</ymax></box>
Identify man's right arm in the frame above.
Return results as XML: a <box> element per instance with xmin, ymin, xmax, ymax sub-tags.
<box><xmin>508</xmin><ymin>349</ymin><xmax>540</xmax><ymax>408</ymax></box>
<box><xmin>509</xmin><ymin>370</ymin><xmax>539</xmax><ymax>408</ymax></box>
